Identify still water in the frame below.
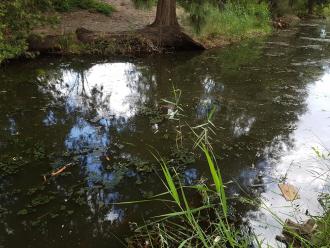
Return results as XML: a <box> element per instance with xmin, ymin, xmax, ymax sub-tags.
<box><xmin>1</xmin><ymin>21</ymin><xmax>330</xmax><ymax>247</ymax></box>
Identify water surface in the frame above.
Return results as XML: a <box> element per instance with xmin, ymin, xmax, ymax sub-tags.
<box><xmin>1</xmin><ymin>21</ymin><xmax>330</xmax><ymax>247</ymax></box>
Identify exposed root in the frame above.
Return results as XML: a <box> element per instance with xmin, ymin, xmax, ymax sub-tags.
<box><xmin>28</xmin><ymin>26</ymin><xmax>205</xmax><ymax>56</ymax></box>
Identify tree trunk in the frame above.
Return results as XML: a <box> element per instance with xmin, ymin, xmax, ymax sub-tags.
<box><xmin>307</xmin><ymin>0</ymin><xmax>314</xmax><ymax>14</ymax></box>
<box><xmin>151</xmin><ymin>0</ymin><xmax>178</xmax><ymax>27</ymax></box>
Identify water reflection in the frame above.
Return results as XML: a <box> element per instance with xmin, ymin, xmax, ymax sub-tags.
<box><xmin>232</xmin><ymin>114</ymin><xmax>256</xmax><ymax>137</ymax></box>
<box><xmin>44</xmin><ymin>62</ymin><xmax>146</xmax><ymax>119</ymax></box>
<box><xmin>43</xmin><ymin>110</ymin><xmax>57</xmax><ymax>126</ymax></box>
<box><xmin>7</xmin><ymin>118</ymin><xmax>17</xmax><ymax>135</ymax></box>
<box><xmin>196</xmin><ymin>77</ymin><xmax>224</xmax><ymax>119</ymax></box>
<box><xmin>248</xmin><ymin>64</ymin><xmax>330</xmax><ymax>247</ymax></box>
<box><xmin>1</xmin><ymin>20</ymin><xmax>330</xmax><ymax>248</ymax></box>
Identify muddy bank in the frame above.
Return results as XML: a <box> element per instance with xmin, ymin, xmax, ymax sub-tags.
<box><xmin>28</xmin><ymin>26</ymin><xmax>205</xmax><ymax>56</ymax></box>
<box><xmin>27</xmin><ymin>14</ymin><xmax>302</xmax><ymax>57</ymax></box>
<box><xmin>27</xmin><ymin>0</ymin><xmax>205</xmax><ymax>56</ymax></box>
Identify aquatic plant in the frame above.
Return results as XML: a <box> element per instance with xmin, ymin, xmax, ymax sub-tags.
<box><xmin>126</xmin><ymin>89</ymin><xmax>251</xmax><ymax>247</ymax></box>
<box><xmin>311</xmin><ymin>148</ymin><xmax>330</xmax><ymax>247</ymax></box>
<box><xmin>125</xmin><ymin>84</ymin><xmax>330</xmax><ymax>247</ymax></box>
<box><xmin>128</xmin><ymin>146</ymin><xmax>251</xmax><ymax>247</ymax></box>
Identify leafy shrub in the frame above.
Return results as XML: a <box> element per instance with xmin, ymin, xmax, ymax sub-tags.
<box><xmin>0</xmin><ymin>0</ymin><xmax>114</xmax><ymax>63</ymax></box>
<box><xmin>0</xmin><ymin>0</ymin><xmax>42</xmax><ymax>63</ymax></box>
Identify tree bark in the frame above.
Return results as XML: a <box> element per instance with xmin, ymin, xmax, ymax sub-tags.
<box><xmin>151</xmin><ymin>0</ymin><xmax>179</xmax><ymax>27</ymax></box>
<box><xmin>307</xmin><ymin>0</ymin><xmax>314</xmax><ymax>14</ymax></box>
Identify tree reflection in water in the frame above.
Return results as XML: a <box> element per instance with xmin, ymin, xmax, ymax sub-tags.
<box><xmin>1</xmin><ymin>22</ymin><xmax>330</xmax><ymax>247</ymax></box>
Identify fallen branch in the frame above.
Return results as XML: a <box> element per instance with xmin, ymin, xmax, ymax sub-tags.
<box><xmin>43</xmin><ymin>163</ymin><xmax>73</xmax><ymax>182</ymax></box>
<box><xmin>51</xmin><ymin>165</ymin><xmax>69</xmax><ymax>176</ymax></box>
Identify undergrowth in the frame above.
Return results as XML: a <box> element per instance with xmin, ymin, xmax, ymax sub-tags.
<box><xmin>183</xmin><ymin>0</ymin><xmax>271</xmax><ymax>40</ymax></box>
<box><xmin>132</xmin><ymin>0</ymin><xmax>156</xmax><ymax>9</ymax></box>
<box><xmin>312</xmin><ymin>149</ymin><xmax>330</xmax><ymax>247</ymax></box>
<box><xmin>52</xmin><ymin>0</ymin><xmax>114</xmax><ymax>16</ymax></box>
<box><xmin>0</xmin><ymin>0</ymin><xmax>114</xmax><ymax>63</ymax></box>
<box><xmin>314</xmin><ymin>202</ymin><xmax>330</xmax><ymax>246</ymax></box>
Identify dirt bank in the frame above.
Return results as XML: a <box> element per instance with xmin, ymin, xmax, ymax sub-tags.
<box><xmin>30</xmin><ymin>0</ymin><xmax>207</xmax><ymax>55</ymax></box>
<box><xmin>29</xmin><ymin>1</ymin><xmax>297</xmax><ymax>57</ymax></box>
<box><xmin>34</xmin><ymin>0</ymin><xmax>156</xmax><ymax>35</ymax></box>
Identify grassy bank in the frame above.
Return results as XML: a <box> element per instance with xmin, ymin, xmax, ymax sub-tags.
<box><xmin>181</xmin><ymin>1</ymin><xmax>272</xmax><ymax>48</ymax></box>
<box><xmin>1</xmin><ymin>0</ymin><xmax>272</xmax><ymax>63</ymax></box>
<box><xmin>0</xmin><ymin>0</ymin><xmax>114</xmax><ymax>64</ymax></box>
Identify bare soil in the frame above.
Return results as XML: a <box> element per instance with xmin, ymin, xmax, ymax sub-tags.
<box><xmin>30</xmin><ymin>1</ymin><xmax>236</xmax><ymax>54</ymax></box>
<box><xmin>34</xmin><ymin>0</ymin><xmax>156</xmax><ymax>35</ymax></box>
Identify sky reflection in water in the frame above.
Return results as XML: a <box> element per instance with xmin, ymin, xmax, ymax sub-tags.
<box><xmin>249</xmin><ymin>65</ymin><xmax>330</xmax><ymax>246</ymax></box>
<box><xmin>1</xmin><ymin>21</ymin><xmax>330</xmax><ymax>248</ymax></box>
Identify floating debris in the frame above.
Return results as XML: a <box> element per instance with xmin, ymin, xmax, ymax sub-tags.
<box><xmin>276</xmin><ymin>219</ymin><xmax>317</xmax><ymax>247</ymax></box>
<box><xmin>51</xmin><ymin>164</ymin><xmax>69</xmax><ymax>176</ymax></box>
<box><xmin>43</xmin><ymin>163</ymin><xmax>73</xmax><ymax>182</ymax></box>
<box><xmin>278</xmin><ymin>183</ymin><xmax>300</xmax><ymax>201</ymax></box>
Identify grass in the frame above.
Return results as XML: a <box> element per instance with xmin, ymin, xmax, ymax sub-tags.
<box><xmin>125</xmin><ymin>88</ymin><xmax>330</xmax><ymax>248</ymax></box>
<box><xmin>52</xmin><ymin>0</ymin><xmax>114</xmax><ymax>16</ymax></box>
<box><xmin>317</xmin><ymin>211</ymin><xmax>330</xmax><ymax>246</ymax></box>
<box><xmin>128</xmin><ymin>146</ymin><xmax>330</xmax><ymax>247</ymax></box>
<box><xmin>0</xmin><ymin>0</ymin><xmax>114</xmax><ymax>63</ymax></box>
<box><xmin>312</xmin><ymin>148</ymin><xmax>330</xmax><ymax>247</ymax></box>
<box><xmin>183</xmin><ymin>1</ymin><xmax>272</xmax><ymax>41</ymax></box>
<box><xmin>314</xmin><ymin>207</ymin><xmax>330</xmax><ymax>247</ymax></box>
<box><xmin>127</xmin><ymin>89</ymin><xmax>252</xmax><ymax>247</ymax></box>
<box><xmin>132</xmin><ymin>0</ymin><xmax>155</xmax><ymax>9</ymax></box>
<box><xmin>128</xmin><ymin>146</ymin><xmax>251</xmax><ymax>247</ymax></box>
